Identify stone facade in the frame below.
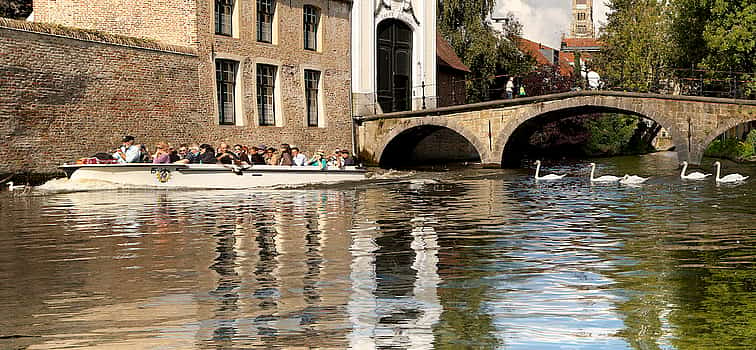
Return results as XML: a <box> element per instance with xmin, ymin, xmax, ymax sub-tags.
<box><xmin>195</xmin><ymin>0</ymin><xmax>354</xmax><ymax>154</ymax></box>
<box><xmin>569</xmin><ymin>0</ymin><xmax>595</xmax><ymax>39</ymax></box>
<box><xmin>0</xmin><ymin>22</ymin><xmax>203</xmax><ymax>175</ymax></box>
<box><xmin>356</xmin><ymin>91</ymin><xmax>756</xmax><ymax>167</ymax></box>
<box><xmin>351</xmin><ymin>0</ymin><xmax>437</xmax><ymax>115</ymax></box>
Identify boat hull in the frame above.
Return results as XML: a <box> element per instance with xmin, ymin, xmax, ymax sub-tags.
<box><xmin>59</xmin><ymin>164</ymin><xmax>366</xmax><ymax>189</ymax></box>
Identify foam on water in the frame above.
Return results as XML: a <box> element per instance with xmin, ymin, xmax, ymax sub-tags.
<box><xmin>35</xmin><ymin>178</ymin><xmax>135</xmax><ymax>193</ymax></box>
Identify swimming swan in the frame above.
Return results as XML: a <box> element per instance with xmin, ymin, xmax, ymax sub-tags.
<box><xmin>534</xmin><ymin>160</ymin><xmax>566</xmax><ymax>180</ymax></box>
<box><xmin>589</xmin><ymin>163</ymin><xmax>621</xmax><ymax>182</ymax></box>
<box><xmin>5</xmin><ymin>181</ymin><xmax>26</xmax><ymax>191</ymax></box>
<box><xmin>713</xmin><ymin>161</ymin><xmax>748</xmax><ymax>183</ymax></box>
<box><xmin>619</xmin><ymin>174</ymin><xmax>649</xmax><ymax>185</ymax></box>
<box><xmin>680</xmin><ymin>161</ymin><xmax>711</xmax><ymax>180</ymax></box>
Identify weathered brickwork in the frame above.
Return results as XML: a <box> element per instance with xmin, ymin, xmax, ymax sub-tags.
<box><xmin>33</xmin><ymin>0</ymin><xmax>198</xmax><ymax>47</ymax></box>
<box><xmin>1</xmin><ymin>0</ymin><xmax>354</xmax><ymax>175</ymax></box>
<box><xmin>20</xmin><ymin>0</ymin><xmax>354</xmax><ymax>174</ymax></box>
<box><xmin>194</xmin><ymin>0</ymin><xmax>354</xmax><ymax>156</ymax></box>
<box><xmin>0</xmin><ymin>26</ymin><xmax>204</xmax><ymax>174</ymax></box>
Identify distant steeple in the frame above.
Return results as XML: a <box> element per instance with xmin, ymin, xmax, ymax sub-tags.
<box><xmin>569</xmin><ymin>0</ymin><xmax>594</xmax><ymax>38</ymax></box>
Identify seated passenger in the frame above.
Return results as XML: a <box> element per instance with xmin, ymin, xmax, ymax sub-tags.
<box><xmin>152</xmin><ymin>142</ymin><xmax>171</xmax><ymax>164</ymax></box>
<box><xmin>216</xmin><ymin>142</ymin><xmax>239</xmax><ymax>164</ymax></box>
<box><xmin>340</xmin><ymin>149</ymin><xmax>355</xmax><ymax>166</ymax></box>
<box><xmin>328</xmin><ymin>149</ymin><xmax>343</xmax><ymax>168</ymax></box>
<box><xmin>307</xmin><ymin>150</ymin><xmax>328</xmax><ymax>169</ymax></box>
<box><xmin>191</xmin><ymin>144</ymin><xmax>217</xmax><ymax>164</ymax></box>
<box><xmin>264</xmin><ymin>147</ymin><xmax>279</xmax><ymax>165</ymax></box>
<box><xmin>175</xmin><ymin>144</ymin><xmax>199</xmax><ymax>164</ymax></box>
<box><xmin>168</xmin><ymin>145</ymin><xmax>181</xmax><ymax>163</ymax></box>
<box><xmin>291</xmin><ymin>147</ymin><xmax>307</xmax><ymax>166</ymax></box>
<box><xmin>139</xmin><ymin>144</ymin><xmax>152</xmax><ymax>163</ymax></box>
<box><xmin>278</xmin><ymin>143</ymin><xmax>293</xmax><ymax>166</ymax></box>
<box><xmin>113</xmin><ymin>135</ymin><xmax>141</xmax><ymax>163</ymax></box>
<box><xmin>248</xmin><ymin>146</ymin><xmax>266</xmax><ymax>165</ymax></box>
<box><xmin>233</xmin><ymin>144</ymin><xmax>251</xmax><ymax>165</ymax></box>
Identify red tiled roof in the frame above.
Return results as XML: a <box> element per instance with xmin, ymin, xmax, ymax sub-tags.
<box><xmin>436</xmin><ymin>33</ymin><xmax>471</xmax><ymax>73</ymax></box>
<box><xmin>516</xmin><ymin>37</ymin><xmax>554</xmax><ymax>66</ymax></box>
<box><xmin>561</xmin><ymin>38</ymin><xmax>603</xmax><ymax>49</ymax></box>
<box><xmin>558</xmin><ymin>53</ymin><xmax>574</xmax><ymax>76</ymax></box>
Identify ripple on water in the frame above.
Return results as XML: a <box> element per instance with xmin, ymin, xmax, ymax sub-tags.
<box><xmin>0</xmin><ymin>155</ymin><xmax>754</xmax><ymax>348</ymax></box>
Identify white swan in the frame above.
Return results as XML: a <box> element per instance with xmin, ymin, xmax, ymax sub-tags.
<box><xmin>534</xmin><ymin>160</ymin><xmax>566</xmax><ymax>180</ymax></box>
<box><xmin>6</xmin><ymin>181</ymin><xmax>26</xmax><ymax>191</ymax></box>
<box><xmin>713</xmin><ymin>161</ymin><xmax>749</xmax><ymax>183</ymax></box>
<box><xmin>619</xmin><ymin>174</ymin><xmax>649</xmax><ymax>185</ymax></box>
<box><xmin>680</xmin><ymin>161</ymin><xmax>711</xmax><ymax>180</ymax></box>
<box><xmin>589</xmin><ymin>163</ymin><xmax>621</xmax><ymax>182</ymax></box>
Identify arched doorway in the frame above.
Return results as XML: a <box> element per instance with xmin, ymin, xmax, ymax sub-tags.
<box><xmin>377</xmin><ymin>19</ymin><xmax>412</xmax><ymax>113</ymax></box>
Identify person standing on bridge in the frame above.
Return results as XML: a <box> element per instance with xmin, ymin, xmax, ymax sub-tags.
<box><xmin>506</xmin><ymin>77</ymin><xmax>514</xmax><ymax>99</ymax></box>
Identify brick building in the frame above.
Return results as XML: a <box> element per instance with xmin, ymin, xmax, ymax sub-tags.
<box><xmin>1</xmin><ymin>0</ymin><xmax>353</xmax><ymax>176</ymax></box>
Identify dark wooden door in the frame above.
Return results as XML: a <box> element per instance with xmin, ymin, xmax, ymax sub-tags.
<box><xmin>377</xmin><ymin>20</ymin><xmax>412</xmax><ymax>113</ymax></box>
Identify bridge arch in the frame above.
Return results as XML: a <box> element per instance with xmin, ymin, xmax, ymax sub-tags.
<box><xmin>492</xmin><ymin>101</ymin><xmax>686</xmax><ymax>166</ymax></box>
<box><xmin>375</xmin><ymin>119</ymin><xmax>488</xmax><ymax>168</ymax></box>
<box><xmin>700</xmin><ymin>118</ymin><xmax>756</xmax><ymax>156</ymax></box>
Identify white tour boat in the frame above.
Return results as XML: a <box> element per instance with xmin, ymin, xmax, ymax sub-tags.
<box><xmin>59</xmin><ymin>163</ymin><xmax>367</xmax><ymax>189</ymax></box>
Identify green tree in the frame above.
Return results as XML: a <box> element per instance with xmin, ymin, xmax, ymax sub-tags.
<box><xmin>594</xmin><ymin>0</ymin><xmax>672</xmax><ymax>91</ymax></box>
<box><xmin>0</xmin><ymin>0</ymin><xmax>32</xmax><ymax>19</ymax></box>
<box><xmin>438</xmin><ymin>2</ymin><xmax>532</xmax><ymax>102</ymax></box>
<box><xmin>699</xmin><ymin>0</ymin><xmax>755</xmax><ymax>73</ymax></box>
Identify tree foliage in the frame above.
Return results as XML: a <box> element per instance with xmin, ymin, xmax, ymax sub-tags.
<box><xmin>597</xmin><ymin>0</ymin><xmax>754</xmax><ymax>92</ymax></box>
<box><xmin>0</xmin><ymin>0</ymin><xmax>32</xmax><ymax>20</ymax></box>
<box><xmin>438</xmin><ymin>2</ymin><xmax>532</xmax><ymax>103</ymax></box>
<box><xmin>594</xmin><ymin>0</ymin><xmax>672</xmax><ymax>91</ymax></box>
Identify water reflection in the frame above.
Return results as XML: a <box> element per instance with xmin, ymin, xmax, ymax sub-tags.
<box><xmin>0</xmin><ymin>154</ymin><xmax>754</xmax><ymax>349</ymax></box>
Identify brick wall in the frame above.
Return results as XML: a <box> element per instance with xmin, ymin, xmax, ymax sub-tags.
<box><xmin>194</xmin><ymin>0</ymin><xmax>354</xmax><ymax>157</ymax></box>
<box><xmin>33</xmin><ymin>0</ymin><xmax>198</xmax><ymax>48</ymax></box>
<box><xmin>2</xmin><ymin>0</ymin><xmax>355</xmax><ymax>176</ymax></box>
<box><xmin>0</xmin><ymin>24</ymin><xmax>204</xmax><ymax>175</ymax></box>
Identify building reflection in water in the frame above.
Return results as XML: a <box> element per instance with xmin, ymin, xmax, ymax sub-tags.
<box><xmin>348</xmin><ymin>210</ymin><xmax>442</xmax><ymax>349</ymax></box>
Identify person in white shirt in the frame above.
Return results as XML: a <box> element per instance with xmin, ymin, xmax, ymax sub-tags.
<box><xmin>113</xmin><ymin>135</ymin><xmax>141</xmax><ymax>163</ymax></box>
<box><xmin>505</xmin><ymin>77</ymin><xmax>514</xmax><ymax>99</ymax></box>
<box><xmin>291</xmin><ymin>147</ymin><xmax>307</xmax><ymax>166</ymax></box>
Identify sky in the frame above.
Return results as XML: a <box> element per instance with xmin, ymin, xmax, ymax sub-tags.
<box><xmin>492</xmin><ymin>0</ymin><xmax>611</xmax><ymax>48</ymax></box>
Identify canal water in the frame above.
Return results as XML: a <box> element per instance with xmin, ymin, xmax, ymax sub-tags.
<box><xmin>1</xmin><ymin>152</ymin><xmax>754</xmax><ymax>349</ymax></box>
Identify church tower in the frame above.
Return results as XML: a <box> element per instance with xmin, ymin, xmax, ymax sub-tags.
<box><xmin>569</xmin><ymin>0</ymin><xmax>595</xmax><ymax>38</ymax></box>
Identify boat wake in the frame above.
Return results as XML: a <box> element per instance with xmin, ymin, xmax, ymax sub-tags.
<box><xmin>36</xmin><ymin>178</ymin><xmax>138</xmax><ymax>193</ymax></box>
<box><xmin>367</xmin><ymin>169</ymin><xmax>416</xmax><ymax>180</ymax></box>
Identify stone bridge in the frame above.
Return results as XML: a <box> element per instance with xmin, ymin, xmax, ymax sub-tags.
<box><xmin>354</xmin><ymin>91</ymin><xmax>756</xmax><ymax>167</ymax></box>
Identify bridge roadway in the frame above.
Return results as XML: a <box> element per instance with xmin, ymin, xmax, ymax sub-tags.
<box><xmin>354</xmin><ymin>90</ymin><xmax>756</xmax><ymax>167</ymax></box>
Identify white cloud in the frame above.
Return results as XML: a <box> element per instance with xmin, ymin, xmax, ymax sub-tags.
<box><xmin>493</xmin><ymin>0</ymin><xmax>610</xmax><ymax>48</ymax></box>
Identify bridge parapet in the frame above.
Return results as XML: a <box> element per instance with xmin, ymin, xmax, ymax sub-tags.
<box><xmin>356</xmin><ymin>91</ymin><xmax>756</xmax><ymax>167</ymax></box>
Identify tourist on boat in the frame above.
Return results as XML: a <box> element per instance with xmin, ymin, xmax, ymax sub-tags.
<box><xmin>138</xmin><ymin>144</ymin><xmax>152</xmax><ymax>163</ymax></box>
<box><xmin>340</xmin><ymin>149</ymin><xmax>355</xmax><ymax>166</ymax></box>
<box><xmin>152</xmin><ymin>142</ymin><xmax>171</xmax><ymax>164</ymax></box>
<box><xmin>168</xmin><ymin>145</ymin><xmax>181</xmax><ymax>163</ymax></box>
<box><xmin>278</xmin><ymin>144</ymin><xmax>293</xmax><ymax>166</ymax></box>
<box><xmin>175</xmin><ymin>144</ymin><xmax>199</xmax><ymax>164</ymax></box>
<box><xmin>248</xmin><ymin>146</ymin><xmax>266</xmax><ymax>165</ymax></box>
<box><xmin>264</xmin><ymin>147</ymin><xmax>279</xmax><ymax>165</ymax></box>
<box><xmin>216</xmin><ymin>142</ymin><xmax>238</xmax><ymax>164</ymax></box>
<box><xmin>113</xmin><ymin>135</ymin><xmax>141</xmax><ymax>163</ymax></box>
<box><xmin>233</xmin><ymin>144</ymin><xmax>251</xmax><ymax>165</ymax></box>
<box><xmin>192</xmin><ymin>144</ymin><xmax>217</xmax><ymax>164</ymax></box>
<box><xmin>291</xmin><ymin>147</ymin><xmax>307</xmax><ymax>166</ymax></box>
<box><xmin>328</xmin><ymin>149</ymin><xmax>343</xmax><ymax>168</ymax></box>
<box><xmin>308</xmin><ymin>150</ymin><xmax>327</xmax><ymax>169</ymax></box>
